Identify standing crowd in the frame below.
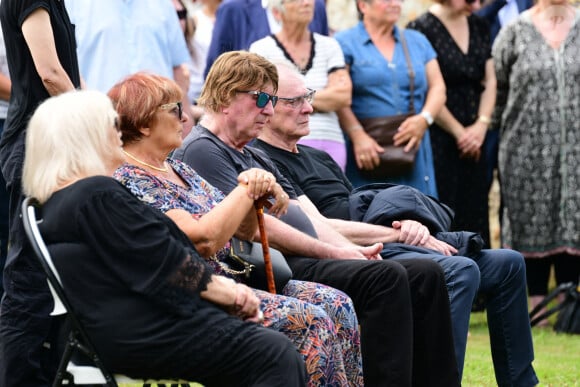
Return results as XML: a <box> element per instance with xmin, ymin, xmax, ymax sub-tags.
<box><xmin>0</xmin><ymin>0</ymin><xmax>578</xmax><ymax>386</ymax></box>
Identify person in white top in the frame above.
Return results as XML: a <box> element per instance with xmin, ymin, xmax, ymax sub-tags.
<box><xmin>250</xmin><ymin>0</ymin><xmax>351</xmax><ymax>170</ymax></box>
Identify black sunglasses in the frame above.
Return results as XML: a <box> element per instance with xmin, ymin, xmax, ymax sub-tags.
<box><xmin>239</xmin><ymin>90</ymin><xmax>279</xmax><ymax>108</ymax></box>
<box><xmin>159</xmin><ymin>101</ymin><xmax>183</xmax><ymax>120</ymax></box>
<box><xmin>465</xmin><ymin>0</ymin><xmax>479</xmax><ymax>4</ymax></box>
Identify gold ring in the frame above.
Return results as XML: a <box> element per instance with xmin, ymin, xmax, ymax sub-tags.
<box><xmin>360</xmin><ymin>155</ymin><xmax>366</xmax><ymax>160</ymax></box>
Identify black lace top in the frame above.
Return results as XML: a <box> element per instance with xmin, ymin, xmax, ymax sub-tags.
<box><xmin>38</xmin><ymin>176</ymin><xmax>244</xmax><ymax>372</ymax></box>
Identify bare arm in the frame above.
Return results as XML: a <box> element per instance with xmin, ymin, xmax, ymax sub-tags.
<box><xmin>201</xmin><ymin>275</ymin><xmax>261</xmax><ymax>322</ymax></box>
<box><xmin>311</xmin><ymin>69</ymin><xmax>352</xmax><ymax>113</ymax></box>
<box><xmin>166</xmin><ymin>169</ymin><xmax>280</xmax><ymax>257</ymax></box>
<box><xmin>337</xmin><ymin>103</ymin><xmax>384</xmax><ymax>171</ymax></box>
<box><xmin>21</xmin><ymin>8</ymin><xmax>76</xmax><ymax>96</ymax></box>
<box><xmin>262</xmin><ymin>212</ymin><xmax>382</xmax><ymax>260</ymax></box>
<box><xmin>166</xmin><ymin>184</ymin><xmax>257</xmax><ymax>257</ymax></box>
<box><xmin>296</xmin><ymin>195</ymin><xmax>401</xmax><ymax>244</ymax></box>
<box><xmin>457</xmin><ymin>58</ymin><xmax>496</xmax><ymax>152</ymax></box>
<box><xmin>393</xmin><ymin>58</ymin><xmax>446</xmax><ymax>152</ymax></box>
<box><xmin>421</xmin><ymin>58</ymin><xmax>447</xmax><ymax>121</ymax></box>
<box><xmin>297</xmin><ymin>195</ymin><xmax>456</xmax><ymax>255</ymax></box>
<box><xmin>0</xmin><ymin>73</ymin><xmax>10</xmax><ymax>101</ymax></box>
<box><xmin>440</xmin><ymin>58</ymin><xmax>496</xmax><ymax>159</ymax></box>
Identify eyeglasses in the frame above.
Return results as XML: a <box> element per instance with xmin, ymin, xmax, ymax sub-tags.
<box><xmin>159</xmin><ymin>101</ymin><xmax>183</xmax><ymax>120</ymax></box>
<box><xmin>239</xmin><ymin>90</ymin><xmax>279</xmax><ymax>108</ymax></box>
<box><xmin>278</xmin><ymin>88</ymin><xmax>316</xmax><ymax>109</ymax></box>
<box><xmin>465</xmin><ymin>0</ymin><xmax>479</xmax><ymax>4</ymax></box>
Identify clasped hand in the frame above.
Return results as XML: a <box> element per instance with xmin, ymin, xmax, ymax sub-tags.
<box><xmin>393</xmin><ymin>220</ymin><xmax>457</xmax><ymax>256</ymax></box>
<box><xmin>237</xmin><ymin>168</ymin><xmax>289</xmax><ymax>217</ymax></box>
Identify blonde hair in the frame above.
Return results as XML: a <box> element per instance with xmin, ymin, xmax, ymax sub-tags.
<box><xmin>198</xmin><ymin>51</ymin><xmax>278</xmax><ymax>113</ymax></box>
<box><xmin>23</xmin><ymin>90</ymin><xmax>118</xmax><ymax>203</ymax></box>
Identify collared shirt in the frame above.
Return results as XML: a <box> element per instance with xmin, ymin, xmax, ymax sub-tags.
<box><xmin>335</xmin><ymin>22</ymin><xmax>436</xmax><ymax>119</ymax></box>
<box><xmin>334</xmin><ymin>22</ymin><xmax>438</xmax><ymax>196</ymax></box>
<box><xmin>66</xmin><ymin>0</ymin><xmax>190</xmax><ymax>92</ymax></box>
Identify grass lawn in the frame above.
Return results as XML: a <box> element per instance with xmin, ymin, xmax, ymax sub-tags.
<box><xmin>121</xmin><ymin>311</ymin><xmax>579</xmax><ymax>387</ymax></box>
<box><xmin>464</xmin><ymin>312</ymin><xmax>580</xmax><ymax>386</ymax></box>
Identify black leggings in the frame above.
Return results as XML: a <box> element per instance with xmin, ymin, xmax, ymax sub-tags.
<box><xmin>526</xmin><ymin>254</ymin><xmax>580</xmax><ymax>296</ymax></box>
<box><xmin>286</xmin><ymin>256</ymin><xmax>459</xmax><ymax>387</ymax></box>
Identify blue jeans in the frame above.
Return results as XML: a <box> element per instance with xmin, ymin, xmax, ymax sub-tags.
<box><xmin>383</xmin><ymin>246</ymin><xmax>538</xmax><ymax>386</ymax></box>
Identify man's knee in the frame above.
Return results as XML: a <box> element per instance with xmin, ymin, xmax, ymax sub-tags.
<box><xmin>436</xmin><ymin>255</ymin><xmax>481</xmax><ymax>290</ymax></box>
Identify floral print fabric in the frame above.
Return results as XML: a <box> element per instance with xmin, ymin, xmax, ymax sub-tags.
<box><xmin>114</xmin><ymin>160</ymin><xmax>363</xmax><ymax>386</ymax></box>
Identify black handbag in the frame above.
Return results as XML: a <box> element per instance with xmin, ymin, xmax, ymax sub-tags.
<box><xmin>529</xmin><ymin>282</ymin><xmax>580</xmax><ymax>334</ymax></box>
<box><xmin>359</xmin><ymin>30</ymin><xmax>418</xmax><ymax>179</ymax></box>
<box><xmin>225</xmin><ymin>237</ymin><xmax>292</xmax><ymax>293</ymax></box>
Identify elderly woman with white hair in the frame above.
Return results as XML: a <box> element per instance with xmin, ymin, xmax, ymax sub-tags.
<box><xmin>22</xmin><ymin>89</ymin><xmax>307</xmax><ymax>386</ymax></box>
<box><xmin>249</xmin><ymin>0</ymin><xmax>352</xmax><ymax>171</ymax></box>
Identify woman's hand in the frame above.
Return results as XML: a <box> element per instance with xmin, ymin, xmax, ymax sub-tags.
<box><xmin>229</xmin><ymin>282</ymin><xmax>263</xmax><ymax>323</ymax></box>
<box><xmin>237</xmin><ymin>168</ymin><xmax>276</xmax><ymax>200</ymax></box>
<box><xmin>392</xmin><ymin>220</ymin><xmax>430</xmax><ymax>246</ymax></box>
<box><xmin>202</xmin><ymin>275</ymin><xmax>263</xmax><ymax>323</ymax></box>
<box><xmin>350</xmin><ymin>129</ymin><xmax>384</xmax><ymax>170</ymax></box>
<box><xmin>393</xmin><ymin>115</ymin><xmax>428</xmax><ymax>152</ymax></box>
<box><xmin>457</xmin><ymin>121</ymin><xmax>487</xmax><ymax>161</ymax></box>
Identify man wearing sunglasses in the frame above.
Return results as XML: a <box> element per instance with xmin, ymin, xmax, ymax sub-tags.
<box><xmin>251</xmin><ymin>62</ymin><xmax>538</xmax><ymax>387</ymax></box>
<box><xmin>176</xmin><ymin>51</ymin><xmax>460</xmax><ymax>387</ymax></box>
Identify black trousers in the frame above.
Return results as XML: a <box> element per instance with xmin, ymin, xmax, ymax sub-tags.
<box><xmin>197</xmin><ymin>327</ymin><xmax>307</xmax><ymax>387</ymax></box>
<box><xmin>0</xmin><ymin>135</ymin><xmax>62</xmax><ymax>387</ymax></box>
<box><xmin>286</xmin><ymin>256</ymin><xmax>459</xmax><ymax>387</ymax></box>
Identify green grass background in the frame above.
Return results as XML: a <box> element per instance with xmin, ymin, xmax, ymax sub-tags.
<box><xmin>463</xmin><ymin>311</ymin><xmax>579</xmax><ymax>386</ymax></box>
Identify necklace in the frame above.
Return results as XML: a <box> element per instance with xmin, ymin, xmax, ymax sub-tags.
<box><xmin>122</xmin><ymin>149</ymin><xmax>168</xmax><ymax>172</ymax></box>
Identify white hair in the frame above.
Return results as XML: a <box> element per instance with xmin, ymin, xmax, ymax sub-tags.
<box><xmin>23</xmin><ymin>90</ymin><xmax>118</xmax><ymax>203</ymax></box>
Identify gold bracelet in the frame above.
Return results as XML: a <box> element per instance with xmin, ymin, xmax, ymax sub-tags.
<box><xmin>478</xmin><ymin>115</ymin><xmax>491</xmax><ymax>125</ymax></box>
<box><xmin>347</xmin><ymin>125</ymin><xmax>363</xmax><ymax>133</ymax></box>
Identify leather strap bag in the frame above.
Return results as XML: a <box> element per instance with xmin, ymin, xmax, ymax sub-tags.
<box><xmin>359</xmin><ymin>30</ymin><xmax>418</xmax><ymax>179</ymax></box>
<box><xmin>225</xmin><ymin>237</ymin><xmax>292</xmax><ymax>293</ymax></box>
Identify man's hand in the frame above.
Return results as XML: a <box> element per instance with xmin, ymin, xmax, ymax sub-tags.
<box><xmin>422</xmin><ymin>236</ymin><xmax>457</xmax><ymax>256</ymax></box>
<box><xmin>392</xmin><ymin>220</ymin><xmax>430</xmax><ymax>246</ymax></box>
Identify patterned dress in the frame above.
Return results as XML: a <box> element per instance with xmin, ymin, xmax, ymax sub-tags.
<box><xmin>114</xmin><ymin>159</ymin><xmax>363</xmax><ymax>387</ymax></box>
<box><xmin>492</xmin><ymin>9</ymin><xmax>580</xmax><ymax>258</ymax></box>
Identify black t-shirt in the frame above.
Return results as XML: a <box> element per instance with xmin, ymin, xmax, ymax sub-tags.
<box><xmin>174</xmin><ymin>125</ymin><xmax>319</xmax><ymax>237</ymax></box>
<box><xmin>0</xmin><ymin>0</ymin><xmax>81</xmax><ymax>149</ymax></box>
<box><xmin>252</xmin><ymin>139</ymin><xmax>354</xmax><ymax>220</ymax></box>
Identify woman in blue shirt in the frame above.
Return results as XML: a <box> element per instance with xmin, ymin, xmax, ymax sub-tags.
<box><xmin>335</xmin><ymin>0</ymin><xmax>445</xmax><ymax>197</ymax></box>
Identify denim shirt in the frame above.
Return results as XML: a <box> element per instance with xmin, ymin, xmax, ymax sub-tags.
<box><xmin>335</xmin><ymin>23</ymin><xmax>436</xmax><ymax>119</ymax></box>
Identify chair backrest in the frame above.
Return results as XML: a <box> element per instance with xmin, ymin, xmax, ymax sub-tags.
<box><xmin>21</xmin><ymin>197</ymin><xmax>119</xmax><ymax>387</ymax></box>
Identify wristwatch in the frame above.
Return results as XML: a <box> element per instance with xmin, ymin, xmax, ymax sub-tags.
<box><xmin>420</xmin><ymin>111</ymin><xmax>434</xmax><ymax>126</ymax></box>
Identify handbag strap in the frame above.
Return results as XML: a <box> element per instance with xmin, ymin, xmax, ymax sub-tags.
<box><xmin>398</xmin><ymin>29</ymin><xmax>416</xmax><ymax>115</ymax></box>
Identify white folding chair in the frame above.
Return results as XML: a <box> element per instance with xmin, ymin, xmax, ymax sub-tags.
<box><xmin>21</xmin><ymin>198</ymin><xmax>195</xmax><ymax>387</ymax></box>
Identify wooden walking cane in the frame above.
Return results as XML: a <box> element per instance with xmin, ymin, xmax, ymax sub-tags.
<box><xmin>255</xmin><ymin>201</ymin><xmax>277</xmax><ymax>294</ymax></box>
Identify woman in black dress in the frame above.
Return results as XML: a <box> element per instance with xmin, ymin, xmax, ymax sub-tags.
<box><xmin>21</xmin><ymin>89</ymin><xmax>306</xmax><ymax>386</ymax></box>
<box><xmin>407</xmin><ymin>0</ymin><xmax>496</xmax><ymax>247</ymax></box>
